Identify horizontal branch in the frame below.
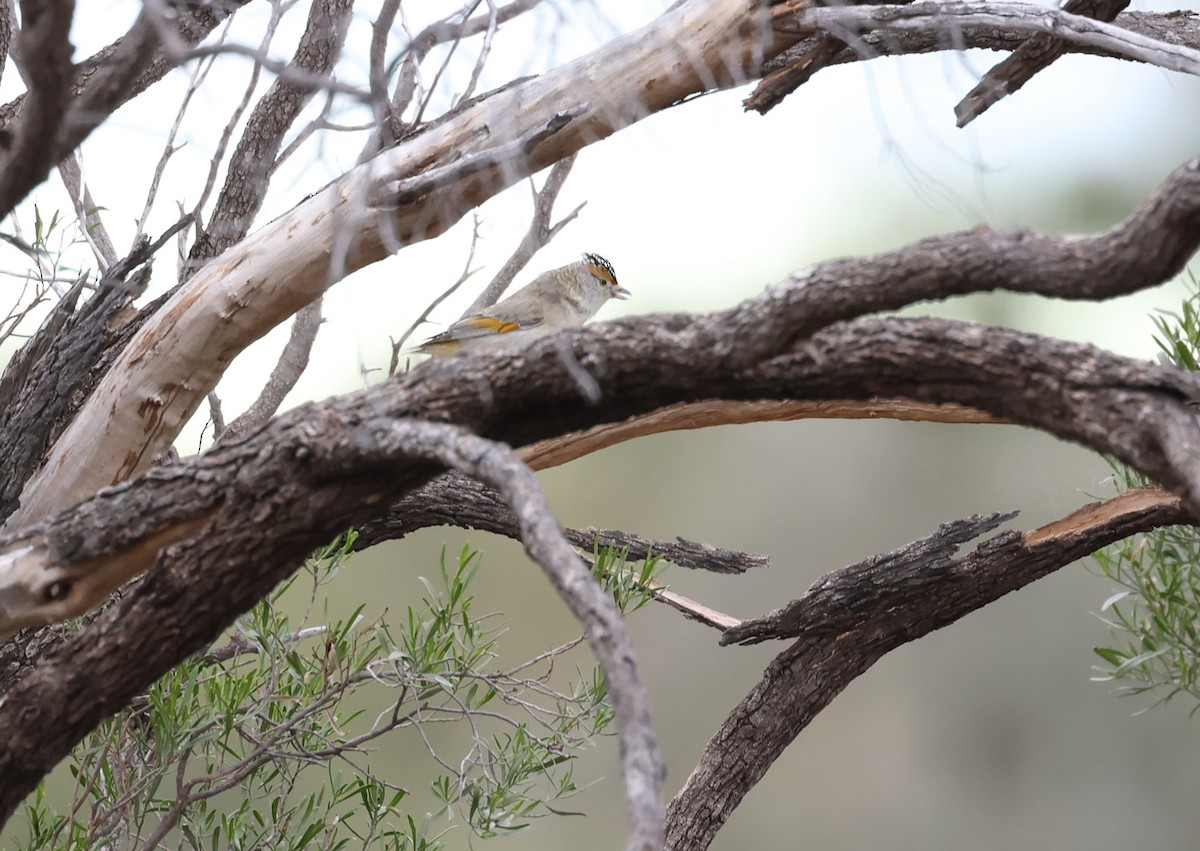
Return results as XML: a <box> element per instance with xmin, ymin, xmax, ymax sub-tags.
<box><xmin>751</xmin><ymin>8</ymin><xmax>1200</xmax><ymax>112</ymax></box>
<box><xmin>355</xmin><ymin>471</ymin><xmax>769</xmax><ymax>574</ymax></box>
<box><xmin>2</xmin><ymin>300</ymin><xmax>1199</xmax><ymax>819</ymax></box>
<box><xmin>795</xmin><ymin>2</ymin><xmax>1200</xmax><ymax>77</ymax></box>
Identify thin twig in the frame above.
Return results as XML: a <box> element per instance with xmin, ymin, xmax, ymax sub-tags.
<box><xmin>388</xmin><ymin>215</ymin><xmax>483</xmax><ymax>374</ymax></box>
<box><xmin>466</xmin><ymin>154</ymin><xmax>581</xmax><ymax>314</ymax></box>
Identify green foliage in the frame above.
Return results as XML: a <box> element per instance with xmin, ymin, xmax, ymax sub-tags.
<box><xmin>1092</xmin><ymin>276</ymin><xmax>1200</xmax><ymax>710</ymax></box>
<box><xmin>590</xmin><ymin>543</ymin><xmax>665</xmax><ymax>615</ymax></box>
<box><xmin>10</xmin><ymin>535</ymin><xmax>664</xmax><ymax>849</ymax></box>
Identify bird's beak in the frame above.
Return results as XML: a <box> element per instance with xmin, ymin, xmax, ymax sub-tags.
<box><xmin>612</xmin><ymin>285</ymin><xmax>631</xmax><ymax>300</ymax></box>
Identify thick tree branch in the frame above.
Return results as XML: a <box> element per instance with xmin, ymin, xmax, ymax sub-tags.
<box><xmin>0</xmin><ymin>224</ymin><xmax>189</xmax><ymax>524</ymax></box>
<box><xmin>665</xmin><ymin>486</ymin><xmax>1188</xmax><ymax>850</ymax></box>
<box><xmin>8</xmin><ymin>0</ymin><xmax>803</xmax><ymax>527</ymax></box>
<box><xmin>0</xmin><ymin>0</ymin><xmax>75</xmax><ymax>218</ymax></box>
<box><xmin>2</xmin><ymin>304</ymin><xmax>1200</xmax><ymax>822</ymax></box>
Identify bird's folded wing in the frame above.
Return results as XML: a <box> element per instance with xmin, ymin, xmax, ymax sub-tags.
<box><xmin>425</xmin><ymin>315</ymin><xmax>544</xmax><ymax>343</ymax></box>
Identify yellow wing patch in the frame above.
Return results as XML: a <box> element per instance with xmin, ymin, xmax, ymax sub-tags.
<box><xmin>463</xmin><ymin>317</ymin><xmax>521</xmax><ymax>334</ymax></box>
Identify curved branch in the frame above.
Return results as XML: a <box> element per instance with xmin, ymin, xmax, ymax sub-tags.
<box><xmin>518</xmin><ymin>399</ymin><xmax>1003</xmax><ymax>471</ymax></box>
<box><xmin>327</xmin><ymin>419</ymin><xmax>664</xmax><ymax>851</ymax></box>
<box><xmin>0</xmin><ymin>307</ymin><xmax>1199</xmax><ymax>821</ymax></box>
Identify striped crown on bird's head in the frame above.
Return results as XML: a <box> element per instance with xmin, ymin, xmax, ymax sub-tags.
<box><xmin>582</xmin><ymin>252</ymin><xmax>618</xmax><ymax>288</ymax></box>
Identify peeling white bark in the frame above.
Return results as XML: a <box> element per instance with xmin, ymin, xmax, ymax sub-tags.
<box><xmin>9</xmin><ymin>0</ymin><xmax>786</xmax><ymax>529</ymax></box>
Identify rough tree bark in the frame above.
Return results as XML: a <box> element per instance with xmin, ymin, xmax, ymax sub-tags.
<box><xmin>0</xmin><ymin>1</ymin><xmax>1198</xmax><ymax>850</ymax></box>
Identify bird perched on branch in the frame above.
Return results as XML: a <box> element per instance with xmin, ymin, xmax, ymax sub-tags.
<box><xmin>415</xmin><ymin>253</ymin><xmax>629</xmax><ymax>356</ymax></box>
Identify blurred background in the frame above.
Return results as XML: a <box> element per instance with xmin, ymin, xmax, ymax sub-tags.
<box><xmin>7</xmin><ymin>0</ymin><xmax>1200</xmax><ymax>848</ymax></box>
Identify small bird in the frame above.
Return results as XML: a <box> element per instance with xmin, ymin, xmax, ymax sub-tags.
<box><xmin>415</xmin><ymin>252</ymin><xmax>629</xmax><ymax>356</ymax></box>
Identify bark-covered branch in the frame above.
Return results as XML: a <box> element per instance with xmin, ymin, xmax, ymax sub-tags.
<box><xmin>797</xmin><ymin>2</ymin><xmax>1200</xmax><ymax>76</ymax></box>
<box><xmin>0</xmin><ymin>0</ymin><xmax>75</xmax><ymax>218</ymax></box>
<box><xmin>0</xmin><ymin>225</ymin><xmax>188</xmax><ymax>524</ymax></box>
<box><xmin>665</xmin><ymin>486</ymin><xmax>1189</xmax><ymax>850</ymax></box>
<box><xmin>316</xmin><ymin>418</ymin><xmax>665</xmax><ymax>851</ymax></box>
<box><xmin>751</xmin><ymin>7</ymin><xmax>1200</xmax><ymax>112</ymax></box>
<box><xmin>954</xmin><ymin>0</ymin><xmax>1130</xmax><ymax>126</ymax></box>
<box><xmin>355</xmin><ymin>471</ymin><xmax>770</xmax><ymax>574</ymax></box>
<box><xmin>2</xmin><ymin>298</ymin><xmax>1200</xmax><ymax>819</ymax></box>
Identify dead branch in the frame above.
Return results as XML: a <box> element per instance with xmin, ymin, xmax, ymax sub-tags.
<box><xmin>665</xmin><ymin>486</ymin><xmax>1187</xmax><ymax>850</ymax></box>
<box><xmin>355</xmin><ymin>471</ymin><xmax>770</xmax><ymax>574</ymax></box>
<box><xmin>0</xmin><ymin>221</ymin><xmax>189</xmax><ymax>524</ymax></box>
<box><xmin>750</xmin><ymin>8</ymin><xmax>1200</xmax><ymax>113</ymax></box>
<box><xmin>796</xmin><ymin>2</ymin><xmax>1200</xmax><ymax>77</ymax></box>
<box><xmin>519</xmin><ymin>399</ymin><xmax>1003</xmax><ymax>471</ymax></box>
<box><xmin>955</xmin><ymin>0</ymin><xmax>1130</xmax><ymax>126</ymax></box>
